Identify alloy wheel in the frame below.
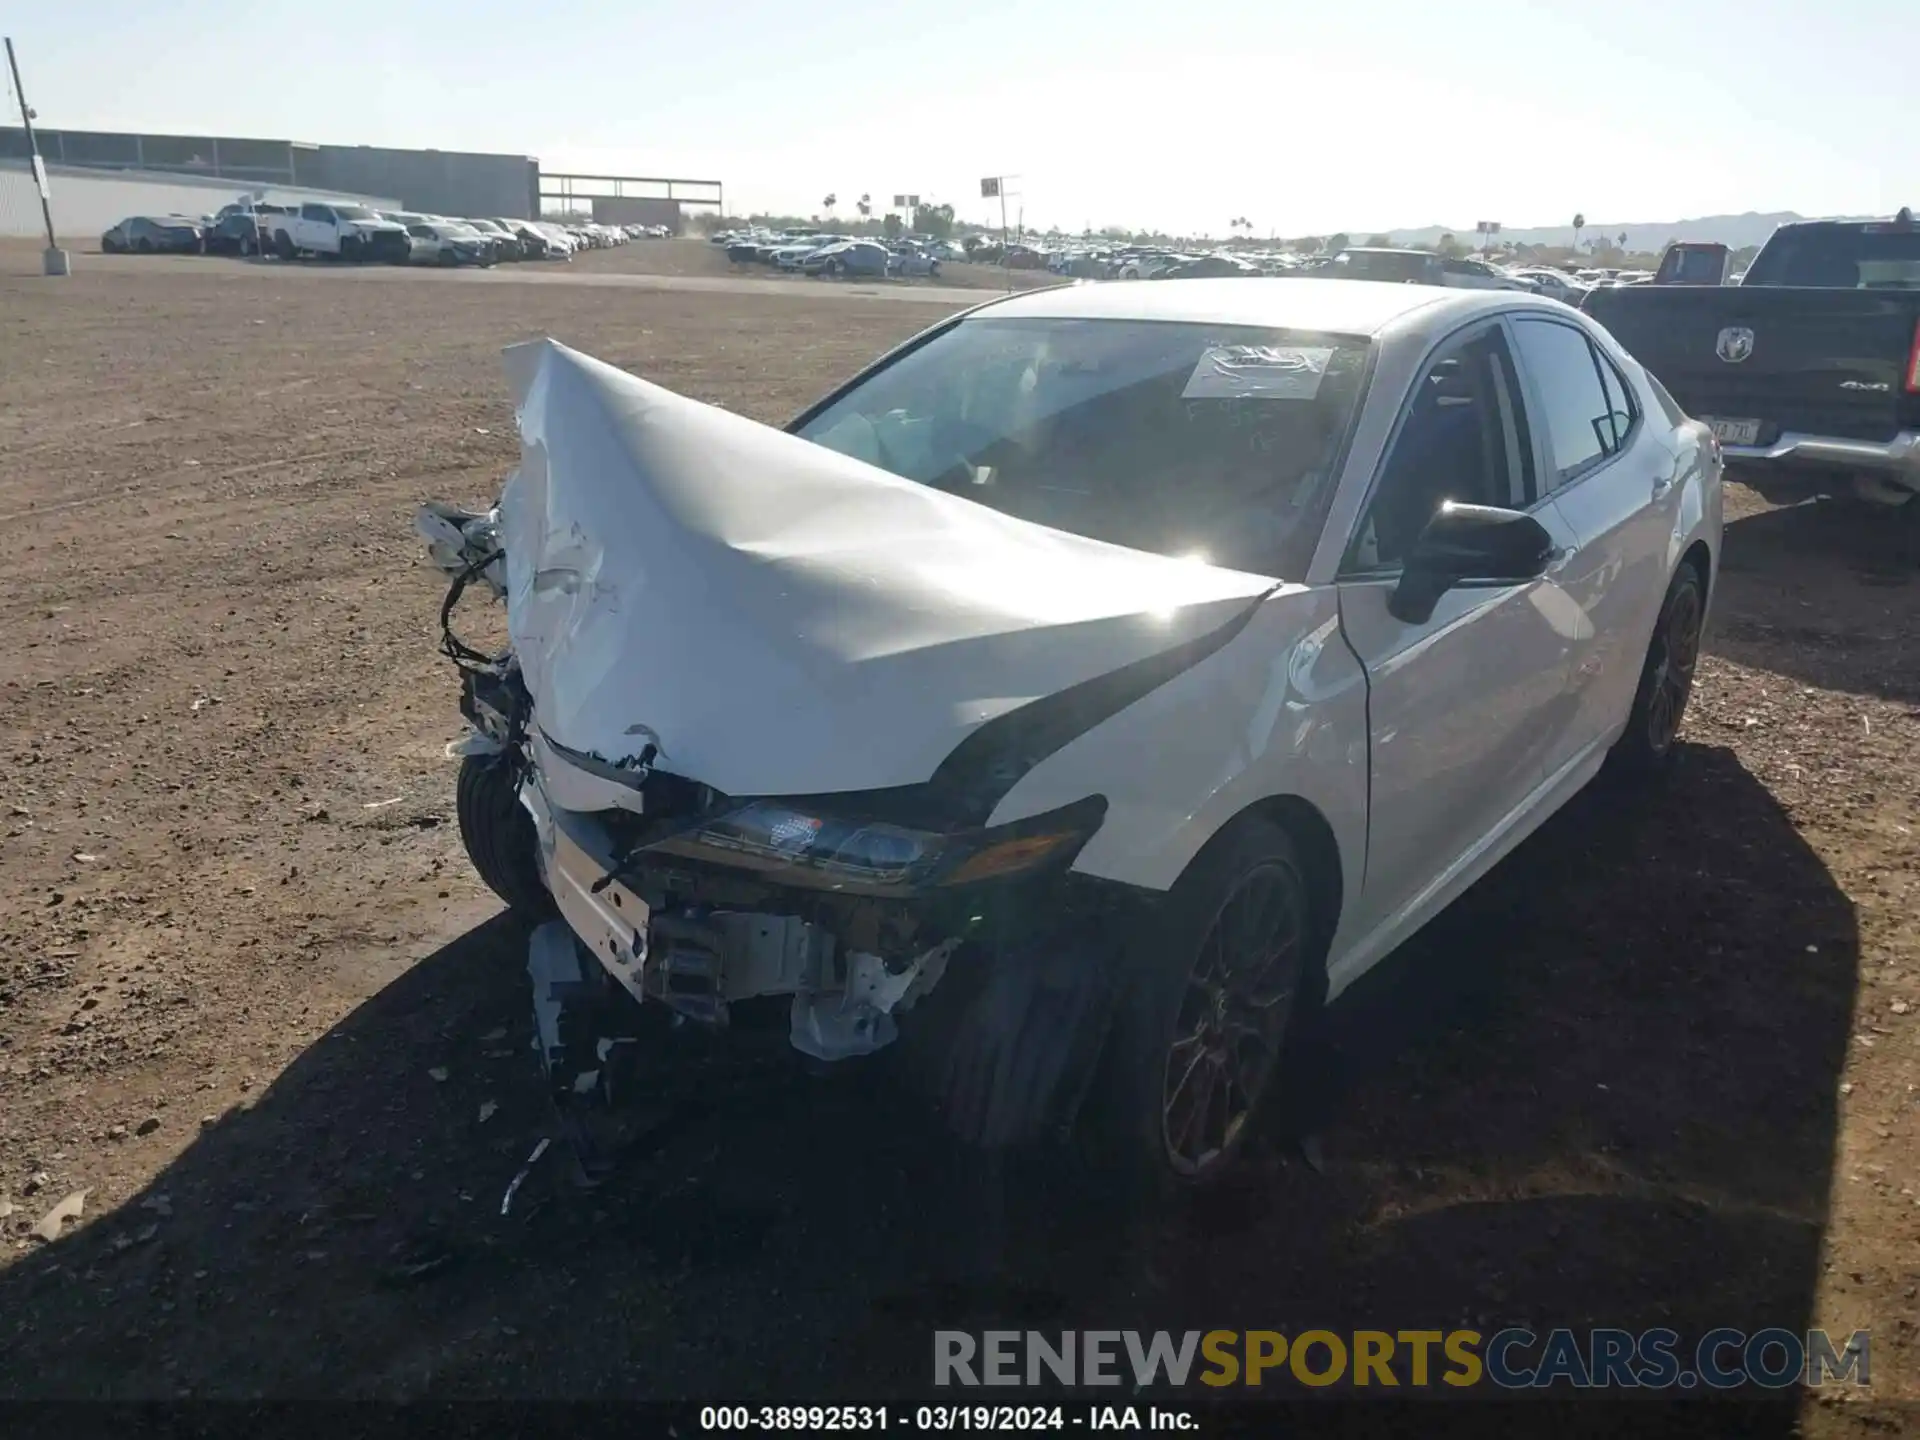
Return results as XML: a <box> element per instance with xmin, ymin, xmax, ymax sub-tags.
<box><xmin>1646</xmin><ymin>581</ymin><xmax>1703</xmax><ymax>754</ymax></box>
<box><xmin>1159</xmin><ymin>861</ymin><xmax>1304</xmax><ymax>1177</ymax></box>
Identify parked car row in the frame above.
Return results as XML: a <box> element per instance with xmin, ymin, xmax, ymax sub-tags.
<box><xmin>715</xmin><ymin>227</ymin><xmax>961</xmax><ymax>280</ymax></box>
<box><xmin>102</xmin><ymin>201</ymin><xmax>671</xmax><ymax>267</ymax></box>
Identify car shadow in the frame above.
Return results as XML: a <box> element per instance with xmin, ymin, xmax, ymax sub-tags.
<box><xmin>0</xmin><ymin>747</ymin><xmax>1853</xmax><ymax>1421</ymax></box>
<box><xmin>1710</xmin><ymin>497</ymin><xmax>1917</xmax><ymax>704</ymax></box>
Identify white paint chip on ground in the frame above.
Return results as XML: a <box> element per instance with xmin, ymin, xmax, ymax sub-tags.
<box><xmin>30</xmin><ymin>1190</ymin><xmax>88</xmax><ymax>1242</ymax></box>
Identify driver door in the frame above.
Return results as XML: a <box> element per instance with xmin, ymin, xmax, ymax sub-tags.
<box><xmin>1331</xmin><ymin>321</ymin><xmax>1583</xmax><ymax>973</ymax></box>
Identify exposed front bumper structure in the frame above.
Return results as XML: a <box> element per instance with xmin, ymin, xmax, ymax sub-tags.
<box><xmin>519</xmin><ymin>769</ymin><xmax>959</xmax><ymax>1062</ymax></box>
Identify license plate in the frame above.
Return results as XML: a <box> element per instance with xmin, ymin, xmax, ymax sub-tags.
<box><xmin>547</xmin><ymin>823</ymin><xmax>649</xmax><ymax>989</ymax></box>
<box><xmin>1704</xmin><ymin>417</ymin><xmax>1763</xmax><ymax>446</ymax></box>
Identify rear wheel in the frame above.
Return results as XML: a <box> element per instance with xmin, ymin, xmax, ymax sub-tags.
<box><xmin>136</xmin><ymin>237</ymin><xmax>154</xmax><ymax>254</ymax></box>
<box><xmin>456</xmin><ymin>753</ymin><xmax>551</xmax><ymax>916</ymax></box>
<box><xmin>1610</xmin><ymin>563</ymin><xmax>1705</xmax><ymax>776</ymax></box>
<box><xmin>275</xmin><ymin>230</ymin><xmax>296</xmax><ymax>261</ymax></box>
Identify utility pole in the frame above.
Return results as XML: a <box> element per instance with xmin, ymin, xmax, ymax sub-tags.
<box><xmin>5</xmin><ymin>37</ymin><xmax>68</xmax><ymax>275</ymax></box>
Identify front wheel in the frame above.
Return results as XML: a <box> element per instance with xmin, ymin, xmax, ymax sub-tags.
<box><xmin>456</xmin><ymin>752</ymin><xmax>552</xmax><ymax>916</ymax></box>
<box><xmin>1102</xmin><ymin>817</ymin><xmax>1321</xmax><ymax>1194</ymax></box>
<box><xmin>275</xmin><ymin>230</ymin><xmax>297</xmax><ymax>261</ymax></box>
<box><xmin>1609</xmin><ymin>563</ymin><xmax>1705</xmax><ymax>776</ymax></box>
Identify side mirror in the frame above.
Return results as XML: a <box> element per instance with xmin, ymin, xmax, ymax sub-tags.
<box><xmin>1388</xmin><ymin>502</ymin><xmax>1557</xmax><ymax>624</ymax></box>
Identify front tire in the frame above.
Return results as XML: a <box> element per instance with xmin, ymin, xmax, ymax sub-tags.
<box><xmin>456</xmin><ymin>753</ymin><xmax>551</xmax><ymax>916</ymax></box>
<box><xmin>1610</xmin><ymin>562</ymin><xmax>1706</xmax><ymax>776</ymax></box>
<box><xmin>1104</xmin><ymin>817</ymin><xmax>1321</xmax><ymax>1194</ymax></box>
<box><xmin>275</xmin><ymin>230</ymin><xmax>297</xmax><ymax>261</ymax></box>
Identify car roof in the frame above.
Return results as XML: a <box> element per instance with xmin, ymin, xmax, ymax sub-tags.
<box><xmin>970</xmin><ymin>277</ymin><xmax>1551</xmax><ymax>339</ymax></box>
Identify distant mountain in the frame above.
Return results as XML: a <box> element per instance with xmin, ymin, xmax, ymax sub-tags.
<box><xmin>1377</xmin><ymin>211</ymin><xmax>1881</xmax><ymax>254</ymax></box>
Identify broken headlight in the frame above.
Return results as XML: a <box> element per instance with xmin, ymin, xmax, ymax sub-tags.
<box><xmin>648</xmin><ymin>795</ymin><xmax>1107</xmax><ymax>896</ymax></box>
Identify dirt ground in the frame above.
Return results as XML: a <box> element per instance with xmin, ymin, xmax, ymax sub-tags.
<box><xmin>0</xmin><ymin>246</ymin><xmax>1914</xmax><ymax>1429</ymax></box>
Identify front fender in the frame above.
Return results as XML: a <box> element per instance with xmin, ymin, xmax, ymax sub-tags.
<box><xmin>985</xmin><ymin>587</ymin><xmax>1368</xmax><ymax>903</ymax></box>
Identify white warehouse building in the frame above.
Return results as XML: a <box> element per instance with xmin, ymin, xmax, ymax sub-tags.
<box><xmin>0</xmin><ymin>158</ymin><xmax>395</xmax><ymax>241</ymax></box>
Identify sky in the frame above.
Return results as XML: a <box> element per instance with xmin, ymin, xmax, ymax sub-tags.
<box><xmin>5</xmin><ymin>0</ymin><xmax>1913</xmax><ymax>238</ymax></box>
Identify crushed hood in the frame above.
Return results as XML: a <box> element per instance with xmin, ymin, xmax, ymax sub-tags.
<box><xmin>498</xmin><ymin>338</ymin><xmax>1280</xmax><ymax>800</ymax></box>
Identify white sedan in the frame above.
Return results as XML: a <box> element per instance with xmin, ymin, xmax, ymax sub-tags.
<box><xmin>421</xmin><ymin>279</ymin><xmax>1721</xmax><ymax>1192</ymax></box>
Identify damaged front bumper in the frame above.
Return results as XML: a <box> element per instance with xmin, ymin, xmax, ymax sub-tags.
<box><xmin>518</xmin><ymin>759</ymin><xmax>1086</xmax><ymax>1064</ymax></box>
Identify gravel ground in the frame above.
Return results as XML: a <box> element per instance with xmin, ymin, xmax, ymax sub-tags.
<box><xmin>0</xmin><ymin>248</ymin><xmax>1913</xmax><ymax>1429</ymax></box>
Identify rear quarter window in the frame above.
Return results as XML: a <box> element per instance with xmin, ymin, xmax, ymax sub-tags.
<box><xmin>1642</xmin><ymin>369</ymin><xmax>1689</xmax><ymax>428</ymax></box>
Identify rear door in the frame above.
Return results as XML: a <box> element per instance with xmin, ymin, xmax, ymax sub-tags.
<box><xmin>1506</xmin><ymin>314</ymin><xmax>1675</xmax><ymax>766</ymax></box>
<box><xmin>296</xmin><ymin>203</ymin><xmax>333</xmax><ymax>251</ymax></box>
<box><xmin>1335</xmin><ymin>320</ymin><xmax>1581</xmax><ymax>949</ymax></box>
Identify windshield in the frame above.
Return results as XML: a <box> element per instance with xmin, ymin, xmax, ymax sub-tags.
<box><xmin>1745</xmin><ymin>227</ymin><xmax>1920</xmax><ymax>288</ymax></box>
<box><xmin>793</xmin><ymin>316</ymin><xmax>1371</xmax><ymax>579</ymax></box>
<box><xmin>334</xmin><ymin>205</ymin><xmax>376</xmax><ymax>221</ymax></box>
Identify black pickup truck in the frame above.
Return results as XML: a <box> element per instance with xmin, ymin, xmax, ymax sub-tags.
<box><xmin>1584</xmin><ymin>211</ymin><xmax>1920</xmax><ymax>509</ymax></box>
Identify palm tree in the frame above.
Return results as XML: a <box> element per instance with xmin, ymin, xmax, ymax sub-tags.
<box><xmin>856</xmin><ymin>194</ymin><xmax>871</xmax><ymax>220</ymax></box>
<box><xmin>823</xmin><ymin>194</ymin><xmax>838</xmax><ymax>219</ymax></box>
<box><xmin>1572</xmin><ymin>212</ymin><xmax>1585</xmax><ymax>252</ymax></box>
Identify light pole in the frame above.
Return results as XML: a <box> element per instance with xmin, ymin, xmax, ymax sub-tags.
<box><xmin>5</xmin><ymin>37</ymin><xmax>68</xmax><ymax>275</ymax></box>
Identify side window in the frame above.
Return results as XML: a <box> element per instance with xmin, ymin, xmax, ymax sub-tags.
<box><xmin>1346</xmin><ymin>328</ymin><xmax>1536</xmax><ymax>572</ymax></box>
<box><xmin>1643</xmin><ymin>369</ymin><xmax>1689</xmax><ymax>428</ymax></box>
<box><xmin>1510</xmin><ymin>319</ymin><xmax>1617</xmax><ymax>488</ymax></box>
<box><xmin>300</xmin><ymin>202</ymin><xmax>328</xmax><ymax>222</ymax></box>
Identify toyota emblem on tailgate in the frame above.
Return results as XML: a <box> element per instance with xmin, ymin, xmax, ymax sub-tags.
<box><xmin>1715</xmin><ymin>326</ymin><xmax>1755</xmax><ymax>364</ymax></box>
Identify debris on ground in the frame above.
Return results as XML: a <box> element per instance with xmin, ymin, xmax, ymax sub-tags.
<box><xmin>30</xmin><ymin>1190</ymin><xmax>88</xmax><ymax>1242</ymax></box>
<box><xmin>379</xmin><ymin>1236</ymin><xmax>459</xmax><ymax>1287</ymax></box>
<box><xmin>500</xmin><ymin>1138</ymin><xmax>551</xmax><ymax>1216</ymax></box>
<box><xmin>428</xmin><ymin>1067</ymin><xmax>449</xmax><ymax>1083</ymax></box>
<box><xmin>478</xmin><ymin>1100</ymin><xmax>498</xmax><ymax>1124</ymax></box>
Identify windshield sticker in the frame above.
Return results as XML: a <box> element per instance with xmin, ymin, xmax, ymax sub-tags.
<box><xmin>1181</xmin><ymin>345</ymin><xmax>1335</xmax><ymax>400</ymax></box>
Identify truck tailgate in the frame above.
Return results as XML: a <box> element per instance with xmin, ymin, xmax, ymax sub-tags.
<box><xmin>1585</xmin><ymin>287</ymin><xmax>1919</xmax><ymax>444</ymax></box>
